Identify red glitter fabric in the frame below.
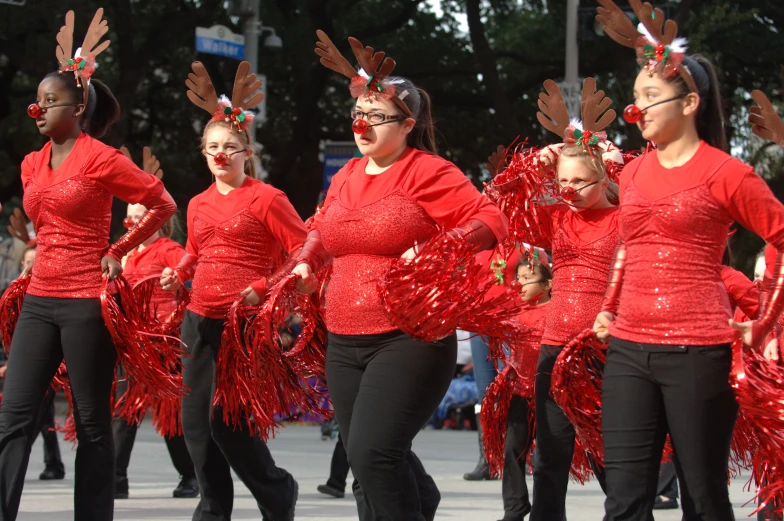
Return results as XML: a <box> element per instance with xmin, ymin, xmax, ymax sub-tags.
<box><xmin>611</xmin><ymin>142</ymin><xmax>784</xmax><ymax>344</ymax></box>
<box><xmin>511</xmin><ymin>303</ymin><xmax>550</xmax><ymax>397</ymax></box>
<box><xmin>21</xmin><ymin>133</ymin><xmax>174</xmax><ymax>298</ymax></box>
<box><xmin>184</xmin><ymin>177</ymin><xmax>306</xmax><ymax>319</ymax></box>
<box><xmin>124</xmin><ymin>237</ymin><xmax>186</xmax><ymax>320</ymax></box>
<box><xmin>541</xmin><ymin>206</ymin><xmax>620</xmax><ymax>345</ymax></box>
<box><xmin>315</xmin><ymin>149</ymin><xmax>508</xmax><ymax>335</ymax></box>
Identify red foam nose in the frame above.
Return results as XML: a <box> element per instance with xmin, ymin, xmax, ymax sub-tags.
<box><xmin>27</xmin><ymin>104</ymin><xmax>43</xmax><ymax>119</ymax></box>
<box><xmin>561</xmin><ymin>186</ymin><xmax>576</xmax><ymax>201</ymax></box>
<box><xmin>123</xmin><ymin>217</ymin><xmax>135</xmax><ymax>229</ymax></box>
<box><xmin>623</xmin><ymin>104</ymin><xmax>643</xmax><ymax>124</ymax></box>
<box><xmin>213</xmin><ymin>152</ymin><xmax>228</xmax><ymax>165</ymax></box>
<box><xmin>352</xmin><ymin>119</ymin><xmax>369</xmax><ymax>134</ymax></box>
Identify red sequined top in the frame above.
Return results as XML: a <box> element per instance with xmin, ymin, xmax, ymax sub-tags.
<box><xmin>21</xmin><ymin>133</ymin><xmax>175</xmax><ymax>299</ymax></box>
<box><xmin>124</xmin><ymin>237</ymin><xmax>186</xmax><ymax>320</ymax></box>
<box><xmin>184</xmin><ymin>176</ymin><xmax>306</xmax><ymax>319</ymax></box>
<box><xmin>512</xmin><ymin>302</ymin><xmax>549</xmax><ymax>398</ymax></box>
<box><xmin>314</xmin><ymin>147</ymin><xmax>509</xmax><ymax>335</ymax></box>
<box><xmin>533</xmin><ymin>205</ymin><xmax>619</xmax><ymax>346</ymax></box>
<box><xmin>612</xmin><ymin>142</ymin><xmax>784</xmax><ymax>345</ymax></box>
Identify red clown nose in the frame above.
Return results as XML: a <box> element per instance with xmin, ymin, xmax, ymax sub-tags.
<box><xmin>561</xmin><ymin>186</ymin><xmax>576</xmax><ymax>201</ymax></box>
<box><xmin>352</xmin><ymin>118</ymin><xmax>369</xmax><ymax>134</ymax></box>
<box><xmin>213</xmin><ymin>152</ymin><xmax>228</xmax><ymax>165</ymax></box>
<box><xmin>27</xmin><ymin>104</ymin><xmax>43</xmax><ymax>119</ymax></box>
<box><xmin>623</xmin><ymin>104</ymin><xmax>643</xmax><ymax>124</ymax></box>
<box><xmin>123</xmin><ymin>217</ymin><xmax>135</xmax><ymax>229</ymax></box>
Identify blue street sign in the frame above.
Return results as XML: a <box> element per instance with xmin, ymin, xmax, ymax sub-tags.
<box><xmin>323</xmin><ymin>142</ymin><xmax>361</xmax><ymax>190</ymax></box>
<box><xmin>195</xmin><ymin>25</ymin><xmax>245</xmax><ymax>60</ymax></box>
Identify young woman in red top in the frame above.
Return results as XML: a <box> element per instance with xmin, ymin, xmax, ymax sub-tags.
<box><xmin>593</xmin><ymin>3</ymin><xmax>784</xmax><ymax>519</ymax></box>
<box><xmin>486</xmin><ymin>78</ymin><xmax>626</xmax><ymax>521</ymax></box>
<box><xmin>159</xmin><ymin>61</ymin><xmax>304</xmax><ymax>521</ymax></box>
<box><xmin>0</xmin><ymin>10</ymin><xmax>176</xmax><ymax>521</ymax></box>
<box><xmin>112</xmin><ymin>198</ymin><xmax>197</xmax><ymax>500</ymax></box>
<box><xmin>292</xmin><ymin>32</ymin><xmax>508</xmax><ymax>521</ymax></box>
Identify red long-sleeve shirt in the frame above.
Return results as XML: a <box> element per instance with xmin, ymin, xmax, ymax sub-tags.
<box><xmin>512</xmin><ymin>302</ymin><xmax>550</xmax><ymax>397</ymax></box>
<box><xmin>21</xmin><ymin>133</ymin><xmax>176</xmax><ymax>298</ymax></box>
<box><xmin>124</xmin><ymin>237</ymin><xmax>186</xmax><ymax>320</ymax></box>
<box><xmin>313</xmin><ymin>147</ymin><xmax>509</xmax><ymax>335</ymax></box>
<box><xmin>530</xmin><ymin>204</ymin><xmax>620</xmax><ymax>346</ymax></box>
<box><xmin>183</xmin><ymin>176</ymin><xmax>306</xmax><ymax>319</ymax></box>
<box><xmin>612</xmin><ymin>142</ymin><xmax>784</xmax><ymax>345</ymax></box>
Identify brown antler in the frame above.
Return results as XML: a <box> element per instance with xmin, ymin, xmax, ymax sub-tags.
<box><xmin>348</xmin><ymin>37</ymin><xmax>396</xmax><ymax>82</ymax></box>
<box><xmin>55</xmin><ymin>11</ymin><xmax>75</xmax><ymax>68</ymax></box>
<box><xmin>7</xmin><ymin>208</ymin><xmax>30</xmax><ymax>245</ymax></box>
<box><xmin>750</xmin><ymin>91</ymin><xmax>784</xmax><ymax>147</ymax></box>
<box><xmin>537</xmin><ymin>80</ymin><xmax>571</xmax><ymax>139</ymax></box>
<box><xmin>186</xmin><ymin>62</ymin><xmax>219</xmax><ymax>115</ymax></box>
<box><xmin>315</xmin><ymin>30</ymin><xmax>357</xmax><ymax>79</ymax></box>
<box><xmin>142</xmin><ymin>147</ymin><xmax>164</xmax><ymax>179</ymax></box>
<box><xmin>79</xmin><ymin>8</ymin><xmax>110</xmax><ymax>59</ymax></box>
<box><xmin>231</xmin><ymin>61</ymin><xmax>264</xmax><ymax>111</ymax></box>
<box><xmin>485</xmin><ymin>145</ymin><xmax>507</xmax><ymax>176</ymax></box>
<box><xmin>631</xmin><ymin>0</ymin><xmax>677</xmax><ymax>45</ymax></box>
<box><xmin>581</xmin><ymin>78</ymin><xmax>616</xmax><ymax>133</ymax></box>
<box><xmin>596</xmin><ymin>0</ymin><xmax>640</xmax><ymax>49</ymax></box>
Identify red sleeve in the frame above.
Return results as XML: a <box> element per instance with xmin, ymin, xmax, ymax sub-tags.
<box><xmin>86</xmin><ymin>148</ymin><xmax>166</xmax><ymax>206</ymax></box>
<box><xmin>721</xmin><ymin>265</ymin><xmax>760</xmax><ymax>319</ymax></box>
<box><xmin>249</xmin><ymin>188</ymin><xmax>307</xmax><ymax>254</ymax></box>
<box><xmin>312</xmin><ymin>159</ymin><xmax>360</xmax><ymax>229</ymax></box>
<box><xmin>185</xmin><ymin>196</ymin><xmax>199</xmax><ymax>257</ymax></box>
<box><xmin>20</xmin><ymin>152</ymin><xmax>36</xmax><ymax>189</ymax></box>
<box><xmin>161</xmin><ymin>240</ymin><xmax>187</xmax><ymax>269</ymax></box>
<box><xmin>708</xmin><ymin>161</ymin><xmax>784</xmax><ymax>250</ymax></box>
<box><xmin>404</xmin><ymin>156</ymin><xmax>508</xmax><ymax>243</ymax></box>
<box><xmin>618</xmin><ymin>154</ymin><xmax>645</xmax><ymax>205</ymax></box>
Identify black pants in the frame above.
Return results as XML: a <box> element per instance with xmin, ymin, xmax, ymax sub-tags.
<box><xmin>502</xmin><ymin>395</ymin><xmax>532</xmax><ymax>518</ymax></box>
<box><xmin>326</xmin><ymin>433</ymin><xmax>350</xmax><ymax>492</ymax></box>
<box><xmin>602</xmin><ymin>339</ymin><xmax>737</xmax><ymax>521</ymax></box>
<box><xmin>0</xmin><ymin>295</ymin><xmax>116</xmax><ymax>521</ymax></box>
<box><xmin>34</xmin><ymin>387</ymin><xmax>64</xmax><ymax>474</ymax></box>
<box><xmin>180</xmin><ymin>310</ymin><xmax>296</xmax><ymax>521</ymax></box>
<box><xmin>113</xmin><ymin>366</ymin><xmax>194</xmax><ymax>482</ymax></box>
<box><xmin>657</xmin><ymin>460</ymin><xmax>678</xmax><ymax>500</ymax></box>
<box><xmin>327</xmin><ymin>330</ymin><xmax>456</xmax><ymax>521</ymax></box>
<box><xmin>531</xmin><ymin>345</ymin><xmax>606</xmax><ymax>521</ymax></box>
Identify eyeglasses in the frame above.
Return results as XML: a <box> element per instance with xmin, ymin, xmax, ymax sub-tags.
<box><xmin>350</xmin><ymin>110</ymin><xmax>404</xmax><ymax>125</ymax></box>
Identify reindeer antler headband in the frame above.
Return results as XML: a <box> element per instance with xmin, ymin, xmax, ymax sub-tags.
<box><xmin>55</xmin><ymin>9</ymin><xmax>111</xmax><ymax>104</ymax></box>
<box><xmin>596</xmin><ymin>0</ymin><xmax>698</xmax><ymax>95</ymax></box>
<box><xmin>185</xmin><ymin>61</ymin><xmax>264</xmax><ymax>135</ymax></box>
<box><xmin>315</xmin><ymin>30</ymin><xmax>413</xmax><ymax>118</ymax></box>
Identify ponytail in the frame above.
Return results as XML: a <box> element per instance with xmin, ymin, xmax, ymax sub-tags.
<box><xmin>674</xmin><ymin>55</ymin><xmax>728</xmax><ymax>152</ymax></box>
<box><xmin>386</xmin><ymin>77</ymin><xmax>439</xmax><ymax>155</ymax></box>
<box><xmin>84</xmin><ymin>79</ymin><xmax>121</xmax><ymax>138</ymax></box>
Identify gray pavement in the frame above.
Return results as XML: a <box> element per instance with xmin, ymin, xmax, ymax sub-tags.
<box><xmin>19</xmin><ymin>421</ymin><xmax>758</xmax><ymax>520</ymax></box>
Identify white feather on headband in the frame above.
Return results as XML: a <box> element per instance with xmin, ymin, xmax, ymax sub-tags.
<box><xmin>636</xmin><ymin>23</ymin><xmax>688</xmax><ymax>53</ymax></box>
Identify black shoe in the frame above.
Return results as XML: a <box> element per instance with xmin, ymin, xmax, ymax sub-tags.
<box><xmin>172</xmin><ymin>475</ymin><xmax>199</xmax><ymax>498</ymax></box>
<box><xmin>115</xmin><ymin>477</ymin><xmax>129</xmax><ymax>499</ymax></box>
<box><xmin>652</xmin><ymin>496</ymin><xmax>678</xmax><ymax>510</ymax></box>
<box><xmin>317</xmin><ymin>483</ymin><xmax>345</xmax><ymax>498</ymax></box>
<box><xmin>39</xmin><ymin>468</ymin><xmax>65</xmax><ymax>480</ymax></box>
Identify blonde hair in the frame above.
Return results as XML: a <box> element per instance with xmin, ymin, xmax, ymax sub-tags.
<box><xmin>200</xmin><ymin>120</ymin><xmax>258</xmax><ymax>179</ymax></box>
<box><xmin>559</xmin><ymin>144</ymin><xmax>619</xmax><ymax>204</ymax></box>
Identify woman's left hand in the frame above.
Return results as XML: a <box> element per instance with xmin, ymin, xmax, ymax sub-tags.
<box><xmin>240</xmin><ymin>287</ymin><xmax>260</xmax><ymax>305</ymax></box>
<box><xmin>101</xmin><ymin>256</ymin><xmax>122</xmax><ymax>279</ymax></box>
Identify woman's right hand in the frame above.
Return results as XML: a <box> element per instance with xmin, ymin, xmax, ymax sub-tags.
<box><xmin>593</xmin><ymin>311</ymin><xmax>615</xmax><ymax>342</ymax></box>
<box><xmin>160</xmin><ymin>267</ymin><xmax>183</xmax><ymax>292</ymax></box>
<box><xmin>539</xmin><ymin>143</ymin><xmax>564</xmax><ymax>168</ymax></box>
<box><xmin>293</xmin><ymin>262</ymin><xmax>317</xmax><ymax>294</ymax></box>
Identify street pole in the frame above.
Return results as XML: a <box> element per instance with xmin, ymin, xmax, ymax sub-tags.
<box><xmin>565</xmin><ymin>0</ymin><xmax>579</xmax><ymax>84</ymax></box>
<box><xmin>243</xmin><ymin>0</ymin><xmax>260</xmax><ymax>144</ymax></box>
